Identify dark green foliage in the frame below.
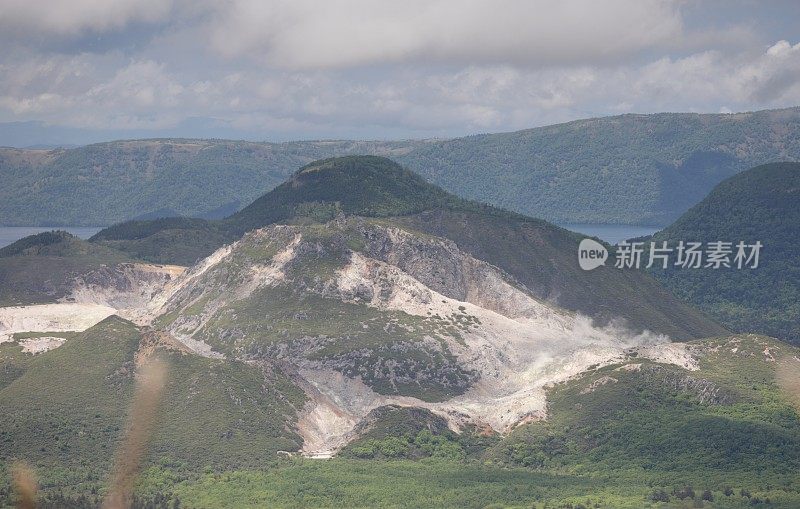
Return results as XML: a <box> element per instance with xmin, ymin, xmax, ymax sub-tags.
<box><xmin>0</xmin><ymin>139</ymin><xmax>422</xmax><ymax>227</ymax></box>
<box><xmin>396</xmin><ymin>108</ymin><xmax>800</xmax><ymax>225</ymax></box>
<box><xmin>650</xmin><ymin>489</ymin><xmax>670</xmax><ymax>502</ymax></box>
<box><xmin>168</xmin><ymin>461</ymin><xmax>613</xmax><ymax>509</ymax></box>
<box><xmin>91</xmin><ymin>219</ymin><xmax>232</xmax><ymax>266</ymax></box>
<box><xmin>0</xmin><ymin>489</ymin><xmax>182</xmax><ymax>509</ymax></box>
<box><xmin>341</xmin><ymin>406</ymin><xmax>471</xmax><ymax>460</ymax></box>
<box><xmin>650</xmin><ymin>162</ymin><xmax>800</xmax><ymax>344</ymax></box>
<box><xmin>1</xmin><ymin>459</ymin><xmax>797</xmax><ymax>508</ymax></box>
<box><xmin>162</xmin><ymin>459</ymin><xmax>800</xmax><ymax>508</ymax></box>
<box><xmin>343</xmin><ymin>430</ymin><xmax>466</xmax><ymax>461</ymax></box>
<box><xmin>148</xmin><ymin>352</ymin><xmax>305</xmax><ymax>469</ymax></box>
<box><xmin>0</xmin><ymin>343</ymin><xmax>32</xmax><ymax>390</ymax></box>
<box><xmin>226</xmin><ymin>155</ymin><xmax>465</xmax><ymax>235</ymax></box>
<box><xmin>0</xmin><ymin>230</ymin><xmax>74</xmax><ymax>257</ymax></box>
<box><xmin>90</xmin><ymin>218</ymin><xmax>214</xmax><ymax>242</ymax></box>
<box><xmin>0</xmin><ymin>317</ymin><xmax>140</xmax><ymax>473</ymax></box>
<box><xmin>0</xmin><ymin>230</ymin><xmax>124</xmax><ymax>260</ymax></box>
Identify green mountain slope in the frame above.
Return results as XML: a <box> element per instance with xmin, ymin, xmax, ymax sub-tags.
<box><xmin>10</xmin><ymin>333</ymin><xmax>790</xmax><ymax>509</ymax></box>
<box><xmin>398</xmin><ymin>107</ymin><xmax>800</xmax><ymax>225</ymax></box>
<box><xmin>0</xmin><ymin>317</ymin><xmax>305</xmax><ymax>485</ymax></box>
<box><xmin>3</xmin><ymin>108</ymin><xmax>800</xmax><ymax>227</ymax></box>
<box><xmin>649</xmin><ymin>162</ymin><xmax>800</xmax><ymax>345</ymax></box>
<box><xmin>93</xmin><ymin>156</ymin><xmax>725</xmax><ymax>339</ymax></box>
<box><xmin>227</xmin><ymin>155</ymin><xmax>464</xmax><ymax>234</ymax></box>
<box><xmin>488</xmin><ymin>335</ymin><xmax>800</xmax><ymax>477</ymax></box>
<box><xmin>0</xmin><ymin>231</ymin><xmax>131</xmax><ymax>306</ymax></box>
<box><xmin>348</xmin><ymin>334</ymin><xmax>800</xmax><ymax>462</ymax></box>
<box><xmin>301</xmin><ymin>335</ymin><xmax>798</xmax><ymax>509</ymax></box>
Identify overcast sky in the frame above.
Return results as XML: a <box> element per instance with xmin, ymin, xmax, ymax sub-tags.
<box><xmin>1</xmin><ymin>0</ymin><xmax>799</xmax><ymax>145</ymax></box>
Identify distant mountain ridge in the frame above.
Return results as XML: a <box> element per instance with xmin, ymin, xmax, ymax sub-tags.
<box><xmin>402</xmin><ymin>107</ymin><xmax>800</xmax><ymax>225</ymax></box>
<box><xmin>0</xmin><ymin>139</ymin><xmax>427</xmax><ymax>227</ymax></box>
<box><xmin>2</xmin><ymin>107</ymin><xmax>800</xmax><ymax>226</ymax></box>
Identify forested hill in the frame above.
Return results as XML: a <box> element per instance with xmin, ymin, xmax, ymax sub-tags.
<box><xmin>0</xmin><ymin>139</ymin><xmax>426</xmax><ymax>226</ymax></box>
<box><xmin>650</xmin><ymin>162</ymin><xmax>800</xmax><ymax>345</ymax></box>
<box><xmin>2</xmin><ymin>107</ymin><xmax>800</xmax><ymax>226</ymax></box>
<box><xmin>398</xmin><ymin>107</ymin><xmax>800</xmax><ymax>225</ymax></box>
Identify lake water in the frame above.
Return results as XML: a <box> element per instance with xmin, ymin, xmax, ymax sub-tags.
<box><xmin>0</xmin><ymin>226</ymin><xmax>104</xmax><ymax>248</ymax></box>
<box><xmin>559</xmin><ymin>224</ymin><xmax>662</xmax><ymax>245</ymax></box>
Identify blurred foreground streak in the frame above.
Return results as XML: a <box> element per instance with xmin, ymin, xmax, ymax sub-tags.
<box><xmin>103</xmin><ymin>358</ymin><xmax>168</xmax><ymax>509</ymax></box>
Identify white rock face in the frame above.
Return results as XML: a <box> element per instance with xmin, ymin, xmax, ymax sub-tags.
<box><xmin>66</xmin><ymin>263</ymin><xmax>185</xmax><ymax>322</ymax></box>
<box><xmin>152</xmin><ymin>228</ymin><xmax>302</xmax><ymax>357</ymax></box>
<box><xmin>0</xmin><ymin>262</ymin><xmax>184</xmax><ymax>348</ymax></box>
<box><xmin>295</xmin><ymin>367</ymin><xmax>388</xmax><ymax>457</ymax></box>
<box><xmin>140</xmin><ymin>244</ymin><xmax>236</xmax><ymax>323</ymax></box>
<box><xmin>20</xmin><ymin>336</ymin><xmax>66</xmax><ymax>354</ymax></box>
<box><xmin>636</xmin><ymin>342</ymin><xmax>700</xmax><ymax>371</ymax></box>
<box><xmin>269</xmin><ymin>233</ymin><xmax>694</xmax><ymax>456</ymax></box>
<box><xmin>289</xmin><ymin>248</ymin><xmax>687</xmax><ymax>455</ymax></box>
<box><xmin>0</xmin><ymin>303</ymin><xmax>116</xmax><ymax>343</ymax></box>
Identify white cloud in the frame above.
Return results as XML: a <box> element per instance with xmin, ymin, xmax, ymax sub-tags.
<box><xmin>741</xmin><ymin>40</ymin><xmax>800</xmax><ymax>103</ymax></box>
<box><xmin>87</xmin><ymin>60</ymin><xmax>183</xmax><ymax>109</ymax></box>
<box><xmin>208</xmin><ymin>0</ymin><xmax>684</xmax><ymax>68</ymax></box>
<box><xmin>0</xmin><ymin>1</ymin><xmax>798</xmax><ymax>141</ymax></box>
<box><xmin>623</xmin><ymin>41</ymin><xmax>800</xmax><ymax>108</ymax></box>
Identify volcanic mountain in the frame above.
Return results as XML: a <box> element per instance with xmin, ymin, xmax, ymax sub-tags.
<box><xmin>90</xmin><ymin>156</ymin><xmax>725</xmax><ymax>340</ymax></box>
<box><xmin>2</xmin><ymin>156</ymin><xmax>729</xmax><ymax>456</ymax></box>
<box><xmin>1</xmin><ymin>157</ymin><xmax>798</xmax><ymax>506</ymax></box>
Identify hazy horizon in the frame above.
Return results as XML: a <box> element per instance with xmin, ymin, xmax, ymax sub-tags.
<box><xmin>3</xmin><ymin>104</ymin><xmax>800</xmax><ymax>149</ymax></box>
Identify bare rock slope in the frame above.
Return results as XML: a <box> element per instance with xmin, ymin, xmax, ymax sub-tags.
<box><xmin>150</xmin><ymin>220</ymin><xmax>701</xmax><ymax>456</ymax></box>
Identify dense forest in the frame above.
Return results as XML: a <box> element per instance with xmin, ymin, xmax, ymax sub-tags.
<box><xmin>650</xmin><ymin>162</ymin><xmax>800</xmax><ymax>345</ymax></box>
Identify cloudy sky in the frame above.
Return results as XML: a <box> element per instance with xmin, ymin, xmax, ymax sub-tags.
<box><xmin>1</xmin><ymin>0</ymin><xmax>799</xmax><ymax>145</ymax></box>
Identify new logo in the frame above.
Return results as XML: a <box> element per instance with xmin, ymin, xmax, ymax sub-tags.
<box><xmin>578</xmin><ymin>238</ymin><xmax>608</xmax><ymax>271</ymax></box>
